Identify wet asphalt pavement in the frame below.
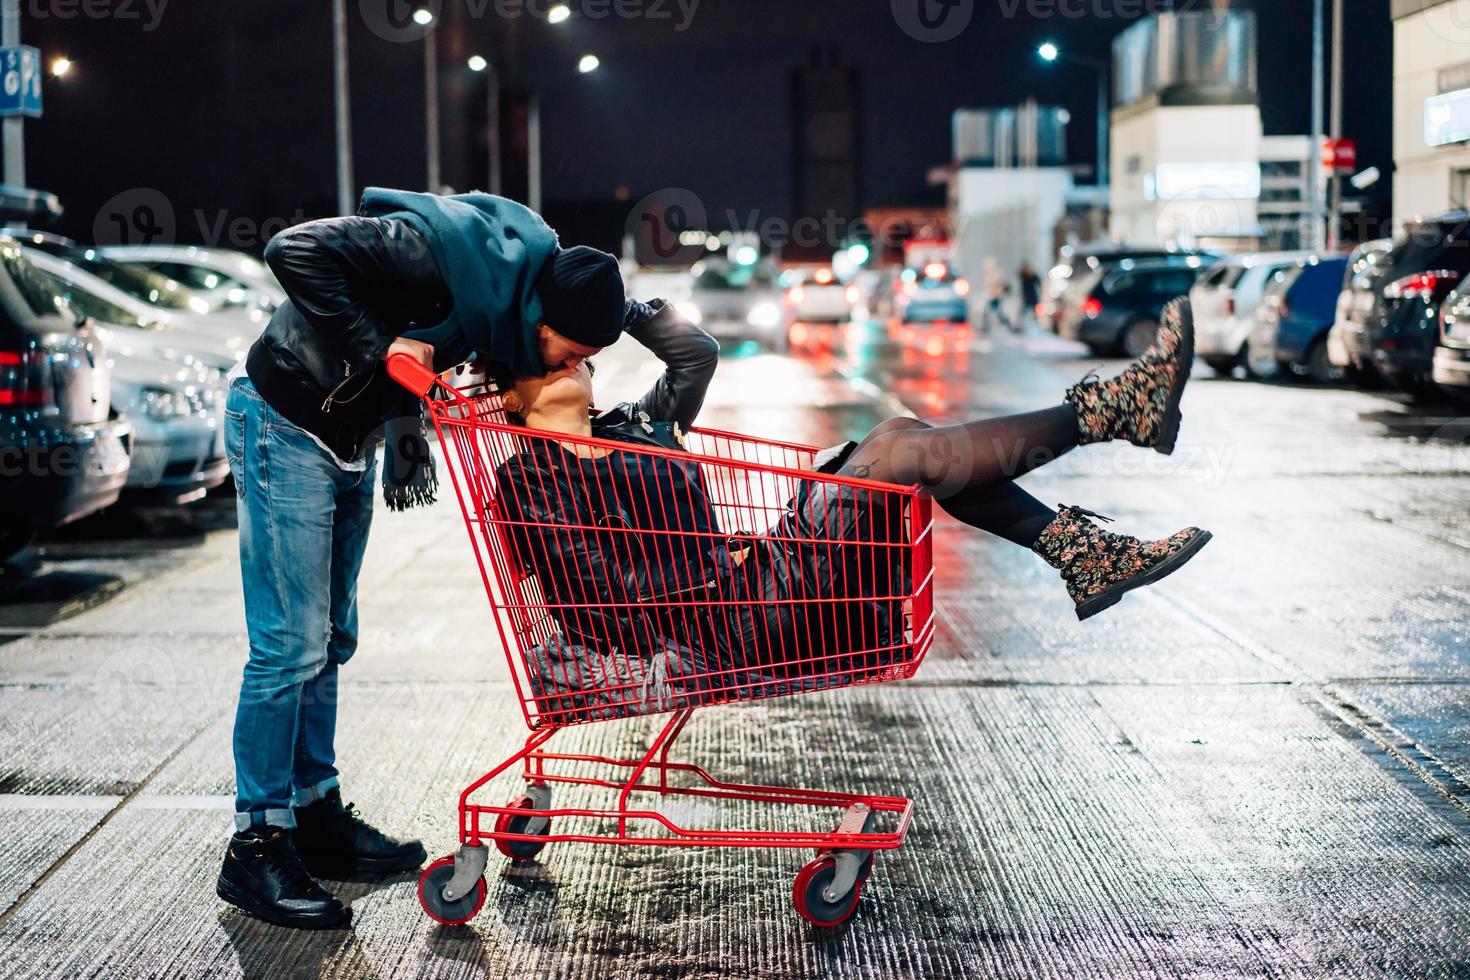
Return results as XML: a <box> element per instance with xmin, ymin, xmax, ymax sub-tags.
<box><xmin>1</xmin><ymin>319</ymin><xmax>1468</xmax><ymax>978</ymax></box>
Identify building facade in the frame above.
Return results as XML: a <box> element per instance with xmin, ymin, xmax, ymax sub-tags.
<box><xmin>1393</xmin><ymin>0</ymin><xmax>1470</xmax><ymax>219</ymax></box>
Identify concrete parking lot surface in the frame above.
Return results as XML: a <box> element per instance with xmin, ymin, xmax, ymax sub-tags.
<box><xmin>1</xmin><ymin>322</ymin><xmax>1468</xmax><ymax>978</ymax></box>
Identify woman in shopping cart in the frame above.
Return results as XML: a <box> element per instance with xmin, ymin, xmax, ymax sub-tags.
<box><xmin>489</xmin><ymin>297</ymin><xmax>1211</xmax><ymax>711</ymax></box>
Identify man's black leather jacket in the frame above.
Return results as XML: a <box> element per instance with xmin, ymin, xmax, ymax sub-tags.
<box><xmin>246</xmin><ymin>215</ymin><xmax>454</xmax><ymax>461</ymax></box>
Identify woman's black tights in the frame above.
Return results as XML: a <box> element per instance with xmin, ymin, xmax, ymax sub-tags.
<box><xmin>836</xmin><ymin>409</ymin><xmax>1080</xmax><ymax>548</ymax></box>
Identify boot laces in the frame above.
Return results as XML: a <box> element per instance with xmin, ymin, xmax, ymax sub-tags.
<box><xmin>250</xmin><ymin>831</ymin><xmax>319</xmax><ymax>893</ymax></box>
<box><xmin>1060</xmin><ymin>503</ymin><xmax>1114</xmax><ymax>524</ymax></box>
<box><xmin>341</xmin><ymin>801</ymin><xmax>394</xmax><ymax>847</ymax></box>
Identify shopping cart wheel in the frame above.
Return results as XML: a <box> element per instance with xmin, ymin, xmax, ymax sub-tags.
<box><xmin>793</xmin><ymin>856</ymin><xmax>863</xmax><ymax>927</ymax></box>
<box><xmin>418</xmin><ymin>857</ymin><xmax>486</xmax><ymax>926</ymax></box>
<box><xmin>494</xmin><ymin>796</ymin><xmax>552</xmax><ymax>862</ymax></box>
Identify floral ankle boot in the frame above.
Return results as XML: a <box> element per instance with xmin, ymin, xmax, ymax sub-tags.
<box><xmin>1032</xmin><ymin>504</ymin><xmax>1213</xmax><ymax>621</ymax></box>
<box><xmin>1066</xmin><ymin>297</ymin><xmax>1195</xmax><ymax>455</ymax></box>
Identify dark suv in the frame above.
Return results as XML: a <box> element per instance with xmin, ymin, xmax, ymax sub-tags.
<box><xmin>0</xmin><ymin>238</ymin><xmax>131</xmax><ymax>560</ymax></box>
<box><xmin>1353</xmin><ymin>214</ymin><xmax>1470</xmax><ymax>397</ymax></box>
<box><xmin>1057</xmin><ymin>260</ymin><xmax>1203</xmax><ymax>357</ymax></box>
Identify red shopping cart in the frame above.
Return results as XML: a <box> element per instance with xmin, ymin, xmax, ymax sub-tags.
<box><xmin>388</xmin><ymin>354</ymin><xmax>935</xmax><ymax>927</ymax></box>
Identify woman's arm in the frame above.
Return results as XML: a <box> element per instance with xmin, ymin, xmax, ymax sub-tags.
<box><xmin>615</xmin><ymin>299</ymin><xmax>720</xmax><ymax>430</ymax></box>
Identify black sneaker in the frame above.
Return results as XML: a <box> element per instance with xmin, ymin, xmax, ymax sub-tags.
<box><xmin>216</xmin><ymin>828</ymin><xmax>351</xmax><ymax>929</ymax></box>
<box><xmin>292</xmin><ymin>788</ymin><xmax>427</xmax><ymax>879</ymax></box>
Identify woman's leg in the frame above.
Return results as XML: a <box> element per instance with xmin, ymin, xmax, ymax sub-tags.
<box><xmin>848</xmin><ymin>417</ymin><xmax>1058</xmax><ymax>547</ymax></box>
<box><xmin>840</xmin><ymin>406</ymin><xmax>1081</xmax><ymax>495</ymax></box>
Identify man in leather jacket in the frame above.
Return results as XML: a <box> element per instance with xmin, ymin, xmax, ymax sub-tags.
<box><xmin>216</xmin><ymin>193</ymin><xmax>627</xmax><ymax>930</ymax></box>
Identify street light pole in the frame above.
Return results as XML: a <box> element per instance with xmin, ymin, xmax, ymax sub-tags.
<box><xmin>487</xmin><ymin>64</ymin><xmax>501</xmax><ymax>195</ymax></box>
<box><xmin>1096</xmin><ymin>65</ymin><xmax>1109</xmax><ymax>189</ymax></box>
<box><xmin>527</xmin><ymin>94</ymin><xmax>541</xmax><ymax>212</ymax></box>
<box><xmin>1039</xmin><ymin>44</ymin><xmax>1109</xmax><ymax>188</ymax></box>
<box><xmin>1309</xmin><ymin>0</ymin><xmax>1326</xmax><ymax>251</ymax></box>
<box><xmin>2</xmin><ymin>3</ymin><xmax>24</xmax><ymax>188</ymax></box>
<box><xmin>424</xmin><ymin>22</ymin><xmax>440</xmax><ymax>193</ymax></box>
<box><xmin>1328</xmin><ymin>0</ymin><xmax>1344</xmax><ymax>250</ymax></box>
<box><xmin>332</xmin><ymin>0</ymin><xmax>354</xmax><ymax>216</ymax></box>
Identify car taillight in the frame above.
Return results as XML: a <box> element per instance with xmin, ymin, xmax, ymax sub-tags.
<box><xmin>1384</xmin><ymin>269</ymin><xmax>1462</xmax><ymax>302</ymax></box>
<box><xmin>1083</xmin><ymin>297</ymin><xmax>1103</xmax><ymax>318</ymax></box>
<box><xmin>844</xmin><ymin>285</ymin><xmax>860</xmax><ymax>304</ymax></box>
<box><xmin>1224</xmin><ymin>297</ymin><xmax>1235</xmax><ymax>316</ymax></box>
<box><xmin>786</xmin><ymin>285</ymin><xmax>805</xmax><ymax>306</ymax></box>
<box><xmin>0</xmin><ymin>350</ymin><xmax>51</xmax><ymax>408</ymax></box>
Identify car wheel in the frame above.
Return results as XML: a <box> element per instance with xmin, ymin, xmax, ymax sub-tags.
<box><xmin>1121</xmin><ymin>318</ymin><xmax>1160</xmax><ymax>359</ymax></box>
<box><xmin>1306</xmin><ymin>339</ymin><xmax>1345</xmax><ymax>385</ymax></box>
<box><xmin>0</xmin><ymin>526</ymin><xmax>36</xmax><ymax>564</ymax></box>
<box><xmin>1202</xmin><ymin>355</ymin><xmax>1239</xmax><ymax>377</ymax></box>
<box><xmin>1243</xmin><ymin>340</ymin><xmax>1280</xmax><ymax>380</ymax></box>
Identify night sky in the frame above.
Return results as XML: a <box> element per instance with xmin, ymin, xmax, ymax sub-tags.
<box><xmin>19</xmin><ymin>0</ymin><xmax>1392</xmax><ymax>250</ymax></box>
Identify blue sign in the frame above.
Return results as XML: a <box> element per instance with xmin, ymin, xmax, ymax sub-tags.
<box><xmin>0</xmin><ymin>46</ymin><xmax>42</xmax><ymax>118</ymax></box>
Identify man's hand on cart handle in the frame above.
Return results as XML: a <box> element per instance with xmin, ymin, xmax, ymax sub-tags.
<box><xmin>387</xmin><ymin>337</ymin><xmax>435</xmax><ymax>370</ymax></box>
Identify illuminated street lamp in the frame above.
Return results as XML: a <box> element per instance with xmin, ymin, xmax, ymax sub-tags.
<box><xmin>1038</xmin><ymin>42</ymin><xmax>1109</xmax><ymax>188</ymax></box>
<box><xmin>548</xmin><ymin>3</ymin><xmax>571</xmax><ymax>24</ymax></box>
<box><xmin>412</xmin><ymin>7</ymin><xmax>434</xmax><ymax>25</ymax></box>
<box><xmin>467</xmin><ymin>55</ymin><xmax>487</xmax><ymax>72</ymax></box>
<box><xmin>50</xmin><ymin>56</ymin><xmax>72</xmax><ymax>78</ymax></box>
<box><xmin>578</xmin><ymin>54</ymin><xmax>601</xmax><ymax>74</ymax></box>
<box><xmin>416</xmin><ymin>8</ymin><xmax>440</xmax><ymax>191</ymax></box>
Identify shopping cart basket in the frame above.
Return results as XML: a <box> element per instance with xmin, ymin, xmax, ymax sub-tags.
<box><xmin>388</xmin><ymin>354</ymin><xmax>936</xmax><ymax>927</ymax></box>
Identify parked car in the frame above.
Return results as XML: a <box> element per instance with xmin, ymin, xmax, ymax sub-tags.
<box><xmin>896</xmin><ymin>260</ymin><xmax>970</xmax><ymax>324</ymax></box>
<box><xmin>1057</xmin><ymin>259</ymin><xmax>1204</xmax><ymax>356</ymax></box>
<box><xmin>100</xmin><ymin>243</ymin><xmax>284</xmax><ymax>314</ymax></box>
<box><xmin>1041</xmin><ymin>246</ymin><xmax>1209</xmax><ymax>332</ymax></box>
<box><xmin>674</xmin><ymin>259</ymin><xmax>784</xmax><ymax>349</ymax></box>
<box><xmin>1431</xmin><ymin>281</ymin><xmax>1470</xmax><ymax>397</ymax></box>
<box><xmin>22</xmin><ymin>248</ymin><xmax>256</xmax><ymax>367</ymax></box>
<box><xmin>1327</xmin><ymin>238</ymin><xmax>1393</xmax><ymax>386</ymax></box>
<box><xmin>0</xmin><ymin>238</ymin><xmax>131</xmax><ymax>561</ymax></box>
<box><xmin>1353</xmin><ymin>214</ymin><xmax>1470</xmax><ymax>397</ymax></box>
<box><xmin>1190</xmin><ymin>251</ymin><xmax>1309</xmax><ymax>375</ymax></box>
<box><xmin>1245</xmin><ymin>254</ymin><xmax>1349</xmax><ymax>383</ymax></box>
<box><xmin>104</xmin><ymin>347</ymin><xmax>227</xmax><ymax>503</ymax></box>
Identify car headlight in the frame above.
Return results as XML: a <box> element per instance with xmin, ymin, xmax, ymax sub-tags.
<box><xmin>747</xmin><ymin>302</ymin><xmax>781</xmax><ymax>328</ymax></box>
<box><xmin>675</xmin><ymin>301</ymin><xmax>702</xmax><ymax>325</ymax></box>
<box><xmin>139</xmin><ymin>387</ymin><xmax>197</xmax><ymax>419</ymax></box>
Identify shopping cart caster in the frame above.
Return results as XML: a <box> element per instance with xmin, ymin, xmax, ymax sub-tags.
<box><xmin>494</xmin><ymin>781</ymin><xmax>552</xmax><ymax>862</ymax></box>
<box><xmin>793</xmin><ymin>855</ymin><xmax>864</xmax><ymax>926</ymax></box>
<box><xmin>792</xmin><ymin>807</ymin><xmax>878</xmax><ymax>927</ymax></box>
<box><xmin>418</xmin><ymin>847</ymin><xmax>488</xmax><ymax>926</ymax></box>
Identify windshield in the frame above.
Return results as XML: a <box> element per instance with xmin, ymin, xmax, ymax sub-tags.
<box><xmin>692</xmin><ymin>265</ymin><xmax>769</xmax><ymax>292</ymax></box>
<box><xmin>61</xmin><ymin>247</ymin><xmax>208</xmax><ymax>311</ymax></box>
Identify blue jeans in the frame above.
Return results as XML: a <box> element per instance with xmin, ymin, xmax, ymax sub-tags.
<box><xmin>225</xmin><ymin>378</ymin><xmax>377</xmax><ymax>831</ymax></box>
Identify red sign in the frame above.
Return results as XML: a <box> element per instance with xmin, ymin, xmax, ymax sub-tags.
<box><xmin>1322</xmin><ymin>138</ymin><xmax>1357</xmax><ymax>174</ymax></box>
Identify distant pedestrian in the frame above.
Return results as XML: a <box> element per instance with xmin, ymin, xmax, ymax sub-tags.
<box><xmin>981</xmin><ymin>258</ymin><xmax>1012</xmax><ymax>334</ymax></box>
<box><xmin>1018</xmin><ymin>262</ymin><xmax>1041</xmax><ymax>328</ymax></box>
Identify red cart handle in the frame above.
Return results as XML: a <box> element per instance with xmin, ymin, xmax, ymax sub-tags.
<box><xmin>386</xmin><ymin>352</ymin><xmax>440</xmax><ymax>398</ymax></box>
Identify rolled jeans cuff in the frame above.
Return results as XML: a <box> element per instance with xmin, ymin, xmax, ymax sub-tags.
<box><xmin>235</xmin><ymin>808</ymin><xmax>296</xmax><ymax>832</ymax></box>
<box><xmin>290</xmin><ymin>775</ymin><xmax>340</xmax><ymax>808</ymax></box>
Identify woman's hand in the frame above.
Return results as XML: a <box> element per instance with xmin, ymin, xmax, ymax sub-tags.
<box><xmin>386</xmin><ymin>337</ymin><xmax>435</xmax><ymax>370</ymax></box>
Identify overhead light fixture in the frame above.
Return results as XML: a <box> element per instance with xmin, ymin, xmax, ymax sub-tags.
<box><xmin>578</xmin><ymin>54</ymin><xmax>600</xmax><ymax>74</ymax></box>
<box><xmin>548</xmin><ymin>3</ymin><xmax>571</xmax><ymax>24</ymax></box>
<box><xmin>412</xmin><ymin>8</ymin><xmax>434</xmax><ymax>25</ymax></box>
<box><xmin>50</xmin><ymin>56</ymin><xmax>72</xmax><ymax>77</ymax></box>
<box><xmin>1038</xmin><ymin>43</ymin><xmax>1059</xmax><ymax>62</ymax></box>
<box><xmin>468</xmin><ymin>55</ymin><xmax>488</xmax><ymax>72</ymax></box>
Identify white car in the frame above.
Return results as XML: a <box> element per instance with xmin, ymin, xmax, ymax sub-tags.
<box><xmin>105</xmin><ymin>348</ymin><xmax>228</xmax><ymax>503</ymax></box>
<box><xmin>673</xmin><ymin>260</ymin><xmax>784</xmax><ymax>349</ymax></box>
<box><xmin>784</xmin><ymin>268</ymin><xmax>857</xmax><ymax>324</ymax></box>
<box><xmin>1189</xmin><ymin>251</ymin><xmax>1312</xmax><ymax>374</ymax></box>
<box><xmin>101</xmin><ymin>244</ymin><xmax>285</xmax><ymax>313</ymax></box>
<box><xmin>23</xmin><ymin>248</ymin><xmax>260</xmax><ymax>369</ymax></box>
